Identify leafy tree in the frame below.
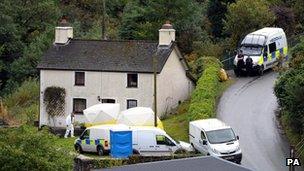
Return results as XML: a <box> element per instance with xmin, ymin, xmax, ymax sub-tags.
<box><xmin>0</xmin><ymin>126</ymin><xmax>74</xmax><ymax>170</ymax></box>
<box><xmin>270</xmin><ymin>6</ymin><xmax>295</xmax><ymax>36</ymax></box>
<box><xmin>223</xmin><ymin>0</ymin><xmax>275</xmax><ymax>48</ymax></box>
<box><xmin>119</xmin><ymin>0</ymin><xmax>206</xmax><ymax>53</ymax></box>
<box><xmin>206</xmin><ymin>0</ymin><xmax>235</xmax><ymax>38</ymax></box>
<box><xmin>0</xmin><ymin>0</ymin><xmax>59</xmax><ymax>94</ymax></box>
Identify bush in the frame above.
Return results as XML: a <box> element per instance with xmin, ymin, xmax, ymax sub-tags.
<box><xmin>188</xmin><ymin>57</ymin><xmax>221</xmax><ymax>121</ymax></box>
<box><xmin>0</xmin><ymin>125</ymin><xmax>74</xmax><ymax>170</ymax></box>
<box><xmin>2</xmin><ymin>78</ymin><xmax>39</xmax><ymax>125</ymax></box>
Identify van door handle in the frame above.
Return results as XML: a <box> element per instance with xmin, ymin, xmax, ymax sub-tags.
<box><xmin>149</xmin><ymin>146</ymin><xmax>154</xmax><ymax>147</ymax></box>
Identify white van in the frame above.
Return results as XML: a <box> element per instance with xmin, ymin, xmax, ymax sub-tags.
<box><xmin>234</xmin><ymin>27</ymin><xmax>288</xmax><ymax>76</ymax></box>
<box><xmin>189</xmin><ymin>119</ymin><xmax>242</xmax><ymax>164</ymax></box>
<box><xmin>74</xmin><ymin>124</ymin><xmax>130</xmax><ymax>156</ymax></box>
<box><xmin>75</xmin><ymin>125</ymin><xmax>191</xmax><ymax>156</ymax></box>
<box><xmin>131</xmin><ymin>126</ymin><xmax>187</xmax><ymax>156</ymax></box>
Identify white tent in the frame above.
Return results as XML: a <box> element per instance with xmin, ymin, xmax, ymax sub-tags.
<box><xmin>117</xmin><ymin>107</ymin><xmax>158</xmax><ymax>126</ymax></box>
<box><xmin>83</xmin><ymin>103</ymin><xmax>120</xmax><ymax>125</ymax></box>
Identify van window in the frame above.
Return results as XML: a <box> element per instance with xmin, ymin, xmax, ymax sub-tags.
<box><xmin>81</xmin><ymin>130</ymin><xmax>90</xmax><ymax>140</ymax></box>
<box><xmin>269</xmin><ymin>42</ymin><xmax>277</xmax><ymax>53</ymax></box>
<box><xmin>156</xmin><ymin>135</ymin><xmax>175</xmax><ymax>146</ymax></box>
<box><xmin>156</xmin><ymin>135</ymin><xmax>166</xmax><ymax>145</ymax></box>
<box><xmin>201</xmin><ymin>131</ymin><xmax>206</xmax><ymax>140</ymax></box>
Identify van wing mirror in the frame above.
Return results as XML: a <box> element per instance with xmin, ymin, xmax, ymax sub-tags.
<box><xmin>203</xmin><ymin>139</ymin><xmax>207</xmax><ymax>145</ymax></box>
<box><xmin>236</xmin><ymin>136</ymin><xmax>239</xmax><ymax>140</ymax></box>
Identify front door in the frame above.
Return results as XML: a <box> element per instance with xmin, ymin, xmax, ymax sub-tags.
<box><xmin>155</xmin><ymin>135</ymin><xmax>172</xmax><ymax>156</ymax></box>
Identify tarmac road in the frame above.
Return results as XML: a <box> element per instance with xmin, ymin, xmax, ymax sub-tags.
<box><xmin>217</xmin><ymin>70</ymin><xmax>303</xmax><ymax>171</ymax></box>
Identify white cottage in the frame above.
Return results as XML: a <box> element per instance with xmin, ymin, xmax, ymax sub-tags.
<box><xmin>37</xmin><ymin>22</ymin><xmax>195</xmax><ymax>127</ymax></box>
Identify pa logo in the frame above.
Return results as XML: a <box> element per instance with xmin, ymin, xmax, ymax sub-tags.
<box><xmin>286</xmin><ymin>158</ymin><xmax>301</xmax><ymax>166</ymax></box>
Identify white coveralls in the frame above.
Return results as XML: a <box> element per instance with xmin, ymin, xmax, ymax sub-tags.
<box><xmin>64</xmin><ymin>114</ymin><xmax>75</xmax><ymax>138</ymax></box>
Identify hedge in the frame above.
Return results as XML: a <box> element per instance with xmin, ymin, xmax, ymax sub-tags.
<box><xmin>188</xmin><ymin>57</ymin><xmax>221</xmax><ymax>121</ymax></box>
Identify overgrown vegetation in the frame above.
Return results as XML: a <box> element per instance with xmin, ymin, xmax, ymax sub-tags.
<box><xmin>274</xmin><ymin>36</ymin><xmax>304</xmax><ymax>162</ymax></box>
<box><xmin>0</xmin><ymin>125</ymin><xmax>75</xmax><ymax>171</ymax></box>
<box><xmin>0</xmin><ymin>79</ymin><xmax>39</xmax><ymax>125</ymax></box>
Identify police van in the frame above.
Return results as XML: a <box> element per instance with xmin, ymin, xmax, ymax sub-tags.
<box><xmin>234</xmin><ymin>27</ymin><xmax>288</xmax><ymax>76</ymax></box>
<box><xmin>74</xmin><ymin>124</ymin><xmax>192</xmax><ymax>156</ymax></box>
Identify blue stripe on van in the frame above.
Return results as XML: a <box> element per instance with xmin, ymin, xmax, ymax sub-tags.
<box><xmin>85</xmin><ymin>139</ymin><xmax>90</xmax><ymax>145</ymax></box>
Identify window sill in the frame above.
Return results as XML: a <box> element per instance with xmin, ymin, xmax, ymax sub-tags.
<box><xmin>126</xmin><ymin>86</ymin><xmax>138</xmax><ymax>88</ymax></box>
<box><xmin>74</xmin><ymin>84</ymin><xmax>85</xmax><ymax>87</ymax></box>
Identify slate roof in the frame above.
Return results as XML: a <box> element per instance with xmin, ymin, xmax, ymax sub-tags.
<box><xmin>37</xmin><ymin>39</ymin><xmax>180</xmax><ymax>73</ymax></box>
<box><xmin>99</xmin><ymin>156</ymin><xmax>253</xmax><ymax>171</ymax></box>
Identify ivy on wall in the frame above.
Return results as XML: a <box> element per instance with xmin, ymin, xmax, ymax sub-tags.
<box><xmin>43</xmin><ymin>86</ymin><xmax>66</xmax><ymax>119</ymax></box>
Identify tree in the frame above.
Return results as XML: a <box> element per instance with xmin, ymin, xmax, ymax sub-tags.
<box><xmin>223</xmin><ymin>0</ymin><xmax>275</xmax><ymax>48</ymax></box>
<box><xmin>119</xmin><ymin>0</ymin><xmax>206</xmax><ymax>53</ymax></box>
<box><xmin>206</xmin><ymin>0</ymin><xmax>235</xmax><ymax>38</ymax></box>
<box><xmin>270</xmin><ymin>6</ymin><xmax>295</xmax><ymax>36</ymax></box>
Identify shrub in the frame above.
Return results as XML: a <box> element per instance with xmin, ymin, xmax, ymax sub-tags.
<box><xmin>43</xmin><ymin>86</ymin><xmax>66</xmax><ymax>123</ymax></box>
<box><xmin>188</xmin><ymin>57</ymin><xmax>221</xmax><ymax>121</ymax></box>
<box><xmin>0</xmin><ymin>125</ymin><xmax>74</xmax><ymax>170</ymax></box>
<box><xmin>2</xmin><ymin>78</ymin><xmax>39</xmax><ymax>125</ymax></box>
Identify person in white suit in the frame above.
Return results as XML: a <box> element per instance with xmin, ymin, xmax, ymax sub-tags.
<box><xmin>64</xmin><ymin>112</ymin><xmax>75</xmax><ymax>138</ymax></box>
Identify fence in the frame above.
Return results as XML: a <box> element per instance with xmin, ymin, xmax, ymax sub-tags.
<box><xmin>220</xmin><ymin>51</ymin><xmax>235</xmax><ymax>70</ymax></box>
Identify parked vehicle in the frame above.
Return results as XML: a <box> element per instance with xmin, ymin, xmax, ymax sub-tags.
<box><xmin>74</xmin><ymin>124</ymin><xmax>129</xmax><ymax>156</ymax></box>
<box><xmin>75</xmin><ymin>124</ymin><xmax>191</xmax><ymax>156</ymax></box>
<box><xmin>189</xmin><ymin>119</ymin><xmax>242</xmax><ymax>164</ymax></box>
<box><xmin>234</xmin><ymin>27</ymin><xmax>288</xmax><ymax>76</ymax></box>
<box><xmin>131</xmin><ymin>126</ymin><xmax>190</xmax><ymax>156</ymax></box>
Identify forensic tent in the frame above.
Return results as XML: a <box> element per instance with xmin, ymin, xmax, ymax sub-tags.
<box><xmin>83</xmin><ymin>103</ymin><xmax>120</xmax><ymax>126</ymax></box>
<box><xmin>117</xmin><ymin>107</ymin><xmax>163</xmax><ymax>129</ymax></box>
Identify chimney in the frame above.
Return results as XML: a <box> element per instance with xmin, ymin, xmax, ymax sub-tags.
<box><xmin>54</xmin><ymin>18</ymin><xmax>73</xmax><ymax>44</ymax></box>
<box><xmin>159</xmin><ymin>21</ymin><xmax>175</xmax><ymax>46</ymax></box>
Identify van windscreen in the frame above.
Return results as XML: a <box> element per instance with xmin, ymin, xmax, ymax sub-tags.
<box><xmin>206</xmin><ymin>128</ymin><xmax>236</xmax><ymax>144</ymax></box>
<box><xmin>240</xmin><ymin>46</ymin><xmax>262</xmax><ymax>56</ymax></box>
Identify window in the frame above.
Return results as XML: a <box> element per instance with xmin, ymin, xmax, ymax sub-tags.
<box><xmin>201</xmin><ymin>131</ymin><xmax>206</xmax><ymax>140</ymax></box>
<box><xmin>127</xmin><ymin>73</ymin><xmax>138</xmax><ymax>88</ymax></box>
<box><xmin>156</xmin><ymin>135</ymin><xmax>175</xmax><ymax>146</ymax></box>
<box><xmin>73</xmin><ymin>98</ymin><xmax>86</xmax><ymax>114</ymax></box>
<box><xmin>127</xmin><ymin>99</ymin><xmax>137</xmax><ymax>109</ymax></box>
<box><xmin>101</xmin><ymin>99</ymin><xmax>116</xmax><ymax>103</ymax></box>
<box><xmin>269</xmin><ymin>42</ymin><xmax>277</xmax><ymax>53</ymax></box>
<box><xmin>75</xmin><ymin>72</ymin><xmax>85</xmax><ymax>86</ymax></box>
<box><xmin>156</xmin><ymin>135</ymin><xmax>166</xmax><ymax>145</ymax></box>
<box><xmin>80</xmin><ymin>130</ymin><xmax>90</xmax><ymax>140</ymax></box>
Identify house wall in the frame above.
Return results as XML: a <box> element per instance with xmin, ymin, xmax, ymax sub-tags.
<box><xmin>39</xmin><ymin>49</ymin><xmax>194</xmax><ymax>127</ymax></box>
<box><xmin>39</xmin><ymin>70</ymin><xmax>153</xmax><ymax>127</ymax></box>
<box><xmin>156</xmin><ymin>48</ymin><xmax>194</xmax><ymax>116</ymax></box>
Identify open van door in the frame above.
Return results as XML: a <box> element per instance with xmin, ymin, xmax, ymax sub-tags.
<box><xmin>155</xmin><ymin>135</ymin><xmax>176</xmax><ymax>156</ymax></box>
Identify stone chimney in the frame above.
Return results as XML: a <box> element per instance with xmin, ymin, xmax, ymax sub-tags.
<box><xmin>54</xmin><ymin>18</ymin><xmax>73</xmax><ymax>44</ymax></box>
<box><xmin>159</xmin><ymin>21</ymin><xmax>175</xmax><ymax>45</ymax></box>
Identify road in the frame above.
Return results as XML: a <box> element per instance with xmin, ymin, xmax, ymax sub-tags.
<box><xmin>217</xmin><ymin>71</ymin><xmax>303</xmax><ymax>171</ymax></box>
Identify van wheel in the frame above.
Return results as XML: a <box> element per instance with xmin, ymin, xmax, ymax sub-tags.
<box><xmin>132</xmin><ymin>149</ymin><xmax>140</xmax><ymax>155</ymax></box>
<box><xmin>97</xmin><ymin>146</ymin><xmax>104</xmax><ymax>156</ymax></box>
<box><xmin>258</xmin><ymin>65</ymin><xmax>264</xmax><ymax>76</ymax></box>
<box><xmin>75</xmin><ymin>144</ymin><xmax>83</xmax><ymax>154</ymax></box>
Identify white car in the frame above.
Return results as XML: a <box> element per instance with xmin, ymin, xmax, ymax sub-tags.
<box><xmin>189</xmin><ymin>119</ymin><xmax>242</xmax><ymax>164</ymax></box>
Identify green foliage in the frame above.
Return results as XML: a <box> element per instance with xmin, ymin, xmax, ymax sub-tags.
<box><xmin>119</xmin><ymin>0</ymin><xmax>207</xmax><ymax>53</ymax></box>
<box><xmin>275</xmin><ymin>39</ymin><xmax>304</xmax><ymax>134</ymax></box>
<box><xmin>206</xmin><ymin>0</ymin><xmax>235</xmax><ymax>38</ymax></box>
<box><xmin>188</xmin><ymin>57</ymin><xmax>221</xmax><ymax>121</ymax></box>
<box><xmin>0</xmin><ymin>0</ymin><xmax>60</xmax><ymax>94</ymax></box>
<box><xmin>224</xmin><ymin>0</ymin><xmax>275</xmax><ymax>48</ymax></box>
<box><xmin>43</xmin><ymin>87</ymin><xmax>66</xmax><ymax>118</ymax></box>
<box><xmin>3</xmin><ymin>79</ymin><xmax>39</xmax><ymax>124</ymax></box>
<box><xmin>0</xmin><ymin>125</ymin><xmax>74</xmax><ymax>170</ymax></box>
